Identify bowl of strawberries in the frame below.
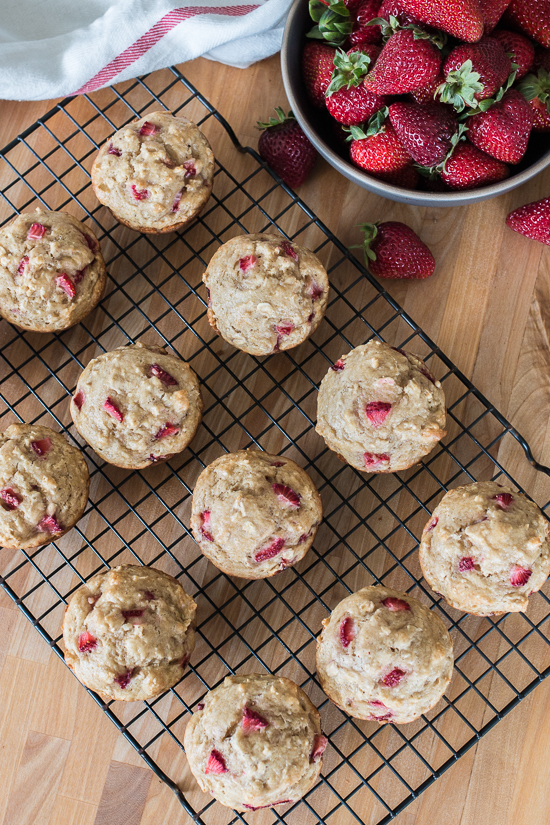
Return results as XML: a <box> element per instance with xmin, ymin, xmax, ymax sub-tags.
<box><xmin>281</xmin><ymin>0</ymin><xmax>550</xmax><ymax>205</ymax></box>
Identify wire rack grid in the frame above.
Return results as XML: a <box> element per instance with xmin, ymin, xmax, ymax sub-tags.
<box><xmin>1</xmin><ymin>67</ymin><xmax>550</xmax><ymax>825</ymax></box>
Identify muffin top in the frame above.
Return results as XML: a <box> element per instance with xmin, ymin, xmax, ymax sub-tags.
<box><xmin>190</xmin><ymin>449</ymin><xmax>322</xmax><ymax>578</ymax></box>
<box><xmin>0</xmin><ymin>209</ymin><xmax>106</xmax><ymax>331</ymax></box>
<box><xmin>70</xmin><ymin>343</ymin><xmax>203</xmax><ymax>469</ymax></box>
<box><xmin>203</xmin><ymin>234</ymin><xmax>329</xmax><ymax>355</ymax></box>
<box><xmin>63</xmin><ymin>564</ymin><xmax>196</xmax><ymax>701</ymax></box>
<box><xmin>316</xmin><ymin>339</ymin><xmax>446</xmax><ymax>473</ymax></box>
<box><xmin>91</xmin><ymin>111</ymin><xmax>214</xmax><ymax>231</ymax></box>
<box><xmin>419</xmin><ymin>481</ymin><xmax>550</xmax><ymax>615</ymax></box>
<box><xmin>184</xmin><ymin>673</ymin><xmax>326</xmax><ymax>811</ymax></box>
<box><xmin>316</xmin><ymin>585</ymin><xmax>454</xmax><ymax>724</ymax></box>
<box><xmin>0</xmin><ymin>423</ymin><xmax>89</xmax><ymax>549</ymax></box>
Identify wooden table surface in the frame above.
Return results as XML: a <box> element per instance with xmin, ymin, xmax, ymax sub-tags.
<box><xmin>1</xmin><ymin>54</ymin><xmax>550</xmax><ymax>825</ymax></box>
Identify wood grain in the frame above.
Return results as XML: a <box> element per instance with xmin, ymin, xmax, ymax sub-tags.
<box><xmin>0</xmin><ymin>53</ymin><xmax>550</xmax><ymax>825</ymax></box>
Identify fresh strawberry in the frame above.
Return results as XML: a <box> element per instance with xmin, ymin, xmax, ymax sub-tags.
<box><xmin>439</xmin><ymin>139</ymin><xmax>510</xmax><ymax>188</ymax></box>
<box><xmin>503</xmin><ymin>0</ymin><xmax>550</xmax><ymax>48</ymax></box>
<box><xmin>378</xmin><ymin>0</ymin><xmax>420</xmax><ymax>25</ymax></box>
<box><xmin>492</xmin><ymin>29</ymin><xmax>535</xmax><ymax>79</ymax></box>
<box><xmin>308</xmin><ymin>0</ymin><xmax>354</xmax><ymax>46</ymax></box>
<box><xmin>257</xmin><ymin>108</ymin><xmax>317</xmax><ymax>187</ymax></box>
<box><xmin>326</xmin><ymin>48</ymin><xmax>386</xmax><ymax>123</ymax></box>
<box><xmin>388</xmin><ymin>101</ymin><xmax>458</xmax><ymax>165</ymax></box>
<box><xmin>517</xmin><ymin>68</ymin><xmax>550</xmax><ymax>131</ymax></box>
<box><xmin>510</xmin><ymin>565</ymin><xmax>532</xmax><ymax>586</ymax></box>
<box><xmin>534</xmin><ymin>46</ymin><xmax>550</xmax><ymax>71</ymax></box>
<box><xmin>467</xmin><ymin>89</ymin><xmax>534</xmax><ymax>162</ymax></box>
<box><xmin>348</xmin><ymin>0</ymin><xmax>383</xmax><ymax>46</ymax></box>
<box><xmin>365</xmin><ymin>401</ymin><xmax>392</xmax><ymax>426</ymax></box>
<box><xmin>479</xmin><ymin>0</ymin><xmax>511</xmax><ymax>32</ymax></box>
<box><xmin>349</xmin><ymin>123</ymin><xmax>419</xmax><ymax>186</ymax></box>
<box><xmin>242</xmin><ymin>707</ymin><xmax>269</xmax><ymax>731</ymax></box>
<box><xmin>398</xmin><ymin>0</ymin><xmax>484</xmax><ymax>41</ymax></box>
<box><xmin>357</xmin><ymin>221</ymin><xmax>436</xmax><ymax>279</ymax></box>
<box><xmin>340</xmin><ymin>617</ymin><xmax>355</xmax><ymax>647</ymax></box>
<box><xmin>363</xmin><ymin>28</ymin><xmax>443</xmax><ymax>95</ymax></box>
<box><xmin>410</xmin><ymin>72</ymin><xmax>445</xmax><ymax>104</ymax></box>
<box><xmin>302</xmin><ymin>42</ymin><xmax>337</xmax><ymax>107</ymax></box>
<box><xmin>506</xmin><ymin>196</ymin><xmax>550</xmax><ymax>244</ymax></box>
<box><xmin>439</xmin><ymin>37</ymin><xmax>512</xmax><ymax>110</ymax></box>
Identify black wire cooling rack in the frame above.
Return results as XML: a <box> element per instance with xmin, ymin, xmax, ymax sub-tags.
<box><xmin>1</xmin><ymin>66</ymin><xmax>550</xmax><ymax>825</ymax></box>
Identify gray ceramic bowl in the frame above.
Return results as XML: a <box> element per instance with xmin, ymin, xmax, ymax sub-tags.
<box><xmin>281</xmin><ymin>0</ymin><xmax>550</xmax><ymax>206</ymax></box>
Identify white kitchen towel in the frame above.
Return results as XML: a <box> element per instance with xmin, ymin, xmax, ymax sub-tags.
<box><xmin>0</xmin><ymin>0</ymin><xmax>294</xmax><ymax>102</ymax></box>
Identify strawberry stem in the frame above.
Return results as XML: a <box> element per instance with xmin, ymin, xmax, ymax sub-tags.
<box><xmin>257</xmin><ymin>107</ymin><xmax>295</xmax><ymax>130</ymax></box>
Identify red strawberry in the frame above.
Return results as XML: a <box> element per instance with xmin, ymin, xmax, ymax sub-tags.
<box><xmin>381</xmin><ymin>596</ymin><xmax>411</xmax><ymax>610</ymax></box>
<box><xmin>357</xmin><ymin>221</ymin><xmax>436</xmax><ymax>279</ymax></box>
<box><xmin>388</xmin><ymin>101</ymin><xmax>458</xmax><ymax>166</ymax></box>
<box><xmin>493</xmin><ymin>492</ymin><xmax>514</xmax><ymax>507</ymax></box>
<box><xmin>239</xmin><ymin>255</ymin><xmax>257</xmax><ymax>272</ymax></box>
<box><xmin>56</xmin><ymin>273</ymin><xmax>76</xmax><ymax>299</ymax></box>
<box><xmin>242</xmin><ymin>707</ymin><xmax>269</xmax><ymax>731</ymax></box>
<box><xmin>302</xmin><ymin>42</ymin><xmax>337</xmax><ymax>108</ymax></box>
<box><xmin>398</xmin><ymin>0</ymin><xmax>484</xmax><ymax>41</ymax></box>
<box><xmin>17</xmin><ymin>256</ymin><xmax>29</xmax><ymax>276</ymax></box>
<box><xmin>332</xmin><ymin>358</ymin><xmax>345</xmax><ymax>371</ymax></box>
<box><xmin>340</xmin><ymin>617</ymin><xmax>355</xmax><ymax>647</ymax></box>
<box><xmin>103</xmin><ymin>397</ymin><xmax>123</xmax><ymax>422</ymax></box>
<box><xmin>480</xmin><ymin>0</ymin><xmax>511</xmax><ymax>32</ymax></box>
<box><xmin>272</xmin><ymin>483</ymin><xmax>301</xmax><ymax>508</ymax></box>
<box><xmin>363</xmin><ymin>29</ymin><xmax>443</xmax><ymax>95</ymax></box>
<box><xmin>440</xmin><ymin>141</ymin><xmax>509</xmax><ymax>188</ymax></box>
<box><xmin>326</xmin><ymin>48</ymin><xmax>386</xmax><ymax>124</ymax></box>
<box><xmin>258</xmin><ymin>108</ymin><xmax>317</xmax><ymax>187</ymax></box>
<box><xmin>458</xmin><ymin>556</ymin><xmax>476</xmax><ymax>571</ymax></box>
<box><xmin>114</xmin><ymin>669</ymin><xmax>135</xmax><ymax>688</ymax></box>
<box><xmin>365</xmin><ymin>401</ymin><xmax>392</xmax><ymax>426</ymax></box>
<box><xmin>108</xmin><ymin>144</ymin><xmax>121</xmax><ymax>156</ymax></box>
<box><xmin>517</xmin><ymin>68</ymin><xmax>550</xmax><ymax>131</ymax></box>
<box><xmin>255</xmin><ymin>537</ymin><xmax>285</xmax><ymax>563</ymax></box>
<box><xmin>31</xmin><ymin>437</ymin><xmax>52</xmax><ymax>457</ymax></box>
<box><xmin>506</xmin><ymin>197</ymin><xmax>550</xmax><ymax>244</ymax></box>
<box><xmin>130</xmin><ymin>185</ymin><xmax>148</xmax><ymax>201</ymax></box>
<box><xmin>382</xmin><ymin>667</ymin><xmax>406</xmax><ymax>686</ymax></box>
<box><xmin>427</xmin><ymin>515</ymin><xmax>439</xmax><ymax>530</ymax></box>
<box><xmin>364</xmin><ymin>451</ymin><xmax>391</xmax><ymax>469</ymax></box>
<box><xmin>378</xmin><ymin>0</ymin><xmax>420</xmax><ymax>25</ymax></box>
<box><xmin>38</xmin><ymin>514</ymin><xmax>63</xmax><ymax>533</ymax></box>
<box><xmin>310</xmin><ymin>734</ymin><xmax>328</xmax><ymax>762</ymax></box>
<box><xmin>492</xmin><ymin>29</ymin><xmax>535</xmax><ymax>79</ymax></box>
<box><xmin>155</xmin><ymin>422</ymin><xmax>180</xmax><ymax>439</ymax></box>
<box><xmin>503</xmin><ymin>0</ymin><xmax>550</xmax><ymax>48</ymax></box>
<box><xmin>410</xmin><ymin>72</ymin><xmax>445</xmax><ymax>104</ymax></box>
<box><xmin>348</xmin><ymin>0</ymin><xmax>383</xmax><ymax>46</ymax></box>
<box><xmin>150</xmin><ymin>364</ymin><xmax>178</xmax><ymax>386</ymax></box>
<box><xmin>200</xmin><ymin>510</ymin><xmax>214</xmax><ymax>542</ymax></box>
<box><xmin>0</xmin><ymin>488</ymin><xmax>22</xmax><ymax>510</ymax></box>
<box><xmin>439</xmin><ymin>37</ymin><xmax>512</xmax><ymax>110</ymax></box>
<box><xmin>78</xmin><ymin>631</ymin><xmax>97</xmax><ymax>652</ymax></box>
<box><xmin>73</xmin><ymin>390</ymin><xmax>85</xmax><ymax>410</ymax></box>
<box><xmin>139</xmin><ymin>121</ymin><xmax>159</xmax><ymax>136</ymax></box>
<box><xmin>467</xmin><ymin>89</ymin><xmax>534</xmax><ymax>163</ymax></box>
<box><xmin>205</xmin><ymin>750</ymin><xmax>228</xmax><ymax>774</ymax></box>
<box><xmin>534</xmin><ymin>46</ymin><xmax>550</xmax><ymax>71</ymax></box>
<box><xmin>349</xmin><ymin>124</ymin><xmax>419</xmax><ymax>187</ymax></box>
<box><xmin>510</xmin><ymin>565</ymin><xmax>532</xmax><ymax>586</ymax></box>
<box><xmin>27</xmin><ymin>222</ymin><xmax>47</xmax><ymax>240</ymax></box>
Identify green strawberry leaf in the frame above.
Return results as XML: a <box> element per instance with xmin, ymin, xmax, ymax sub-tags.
<box><xmin>326</xmin><ymin>48</ymin><xmax>373</xmax><ymax>95</ymax></box>
<box><xmin>307</xmin><ymin>0</ymin><xmax>352</xmax><ymax>45</ymax></box>
<box><xmin>257</xmin><ymin>108</ymin><xmax>295</xmax><ymax>130</ymax></box>
<box><xmin>437</xmin><ymin>59</ymin><xmax>484</xmax><ymax>113</ymax></box>
<box><xmin>518</xmin><ymin>68</ymin><xmax>550</xmax><ymax>108</ymax></box>
<box><xmin>352</xmin><ymin>223</ymin><xmax>379</xmax><ymax>263</ymax></box>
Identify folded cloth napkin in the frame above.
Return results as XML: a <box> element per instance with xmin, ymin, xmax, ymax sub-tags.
<box><xmin>0</xmin><ymin>0</ymin><xmax>294</xmax><ymax>102</ymax></box>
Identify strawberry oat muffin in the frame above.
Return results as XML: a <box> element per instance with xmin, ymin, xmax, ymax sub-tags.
<box><xmin>419</xmin><ymin>481</ymin><xmax>550</xmax><ymax>615</ymax></box>
<box><xmin>316</xmin><ymin>339</ymin><xmax>446</xmax><ymax>473</ymax></box>
<box><xmin>70</xmin><ymin>343</ymin><xmax>203</xmax><ymax>469</ymax></box>
<box><xmin>91</xmin><ymin>111</ymin><xmax>214</xmax><ymax>233</ymax></box>
<box><xmin>63</xmin><ymin>564</ymin><xmax>196</xmax><ymax>702</ymax></box>
<box><xmin>316</xmin><ymin>585</ymin><xmax>453</xmax><ymax>724</ymax></box>
<box><xmin>184</xmin><ymin>673</ymin><xmax>327</xmax><ymax>811</ymax></box>
<box><xmin>0</xmin><ymin>210</ymin><xmax>106</xmax><ymax>332</ymax></box>
<box><xmin>190</xmin><ymin>449</ymin><xmax>322</xmax><ymax>578</ymax></box>
<box><xmin>0</xmin><ymin>423</ymin><xmax>89</xmax><ymax>549</ymax></box>
<box><xmin>203</xmin><ymin>233</ymin><xmax>329</xmax><ymax>355</ymax></box>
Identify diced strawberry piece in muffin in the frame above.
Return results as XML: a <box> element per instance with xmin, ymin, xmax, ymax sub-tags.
<box><xmin>139</xmin><ymin>121</ymin><xmax>160</xmax><ymax>136</ymax></box>
<box><xmin>364</xmin><ymin>452</ymin><xmax>390</xmax><ymax>470</ymax></box>
<box><xmin>73</xmin><ymin>267</ymin><xmax>87</xmax><ymax>285</ymax></box>
<box><xmin>56</xmin><ymin>273</ymin><xmax>76</xmax><ymax>299</ymax></box>
<box><xmin>255</xmin><ymin>537</ymin><xmax>285</xmax><ymax>562</ymax></box>
<box><xmin>73</xmin><ymin>390</ymin><xmax>85</xmax><ymax>410</ymax></box>
<box><xmin>108</xmin><ymin>144</ymin><xmax>122</xmax><ymax>156</ymax></box>
<box><xmin>381</xmin><ymin>596</ymin><xmax>411</xmax><ymax>611</ymax></box>
<box><xmin>155</xmin><ymin>423</ymin><xmax>180</xmax><ymax>439</ymax></box>
<box><xmin>272</xmin><ymin>483</ymin><xmax>301</xmax><ymax>508</ymax></box>
<box><xmin>205</xmin><ymin>749</ymin><xmax>228</xmax><ymax>774</ymax></box>
<box><xmin>275</xmin><ymin>324</ymin><xmax>294</xmax><ymax>337</ymax></box>
<box><xmin>0</xmin><ymin>488</ymin><xmax>22</xmax><ymax>510</ymax></box>
<box><xmin>183</xmin><ymin>160</ymin><xmax>197</xmax><ymax>178</ymax></box>
<box><xmin>38</xmin><ymin>514</ymin><xmax>63</xmax><ymax>533</ymax></box>
<box><xmin>331</xmin><ymin>359</ymin><xmax>345</xmax><ymax>372</ymax></box>
<box><xmin>130</xmin><ymin>184</ymin><xmax>148</xmax><ymax>201</ymax></box>
<box><xmin>340</xmin><ymin>616</ymin><xmax>355</xmax><ymax>647</ymax></box>
<box><xmin>310</xmin><ymin>733</ymin><xmax>328</xmax><ymax>762</ymax></box>
<box><xmin>427</xmin><ymin>516</ymin><xmax>438</xmax><ymax>531</ymax></box>
<box><xmin>171</xmin><ymin>191</ymin><xmax>183</xmax><ymax>213</ymax></box>
<box><xmin>149</xmin><ymin>364</ymin><xmax>178</xmax><ymax>386</ymax></box>
<box><xmin>103</xmin><ymin>397</ymin><xmax>123</xmax><ymax>422</ymax></box>
<box><xmin>17</xmin><ymin>256</ymin><xmax>29</xmax><ymax>276</ymax></box>
<box><xmin>200</xmin><ymin>510</ymin><xmax>214</xmax><ymax>542</ymax></box>
<box><xmin>121</xmin><ymin>608</ymin><xmax>145</xmax><ymax>622</ymax></box>
<box><xmin>239</xmin><ymin>255</ymin><xmax>257</xmax><ymax>272</ymax></box>
<box><xmin>242</xmin><ymin>707</ymin><xmax>269</xmax><ymax>731</ymax></box>
<box><xmin>365</xmin><ymin>401</ymin><xmax>392</xmax><ymax>427</ymax></box>
<box><xmin>382</xmin><ymin>667</ymin><xmax>406</xmax><ymax>687</ymax></box>
<box><xmin>31</xmin><ymin>437</ymin><xmax>52</xmax><ymax>457</ymax></box>
<box><xmin>27</xmin><ymin>223</ymin><xmax>47</xmax><ymax>240</ymax></box>
<box><xmin>307</xmin><ymin>281</ymin><xmax>324</xmax><ymax>299</ymax></box>
<box><xmin>280</xmin><ymin>241</ymin><xmax>299</xmax><ymax>261</ymax></box>
<box><xmin>114</xmin><ymin>668</ymin><xmax>135</xmax><ymax>689</ymax></box>
<box><xmin>493</xmin><ymin>493</ymin><xmax>513</xmax><ymax>508</ymax></box>
<box><xmin>78</xmin><ymin>631</ymin><xmax>97</xmax><ymax>652</ymax></box>
<box><xmin>458</xmin><ymin>556</ymin><xmax>476</xmax><ymax>572</ymax></box>
<box><xmin>510</xmin><ymin>565</ymin><xmax>532</xmax><ymax>587</ymax></box>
